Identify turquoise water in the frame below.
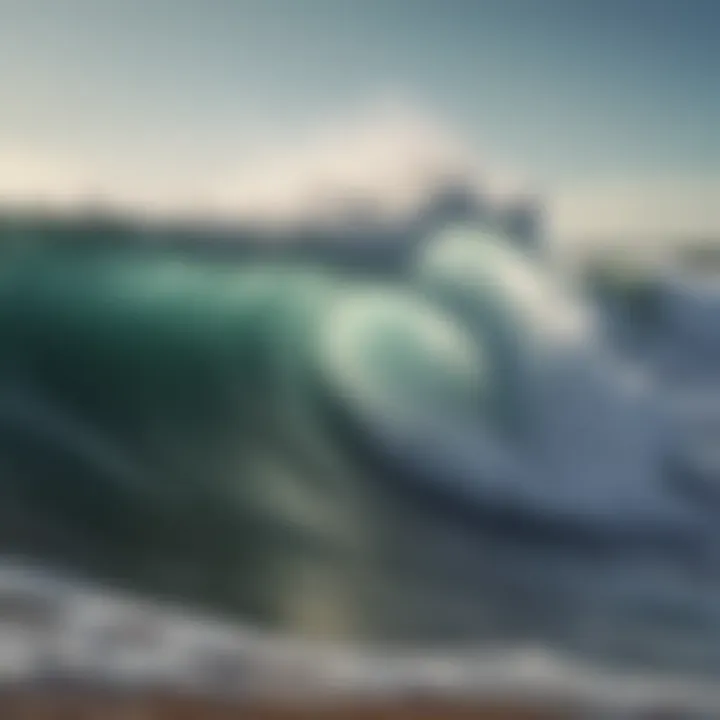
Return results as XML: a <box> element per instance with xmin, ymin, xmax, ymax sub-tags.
<box><xmin>1</xmin><ymin>226</ymin><xmax>719</xmax><ymax>678</ymax></box>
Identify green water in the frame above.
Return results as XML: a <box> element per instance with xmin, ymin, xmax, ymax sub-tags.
<box><xmin>0</xmin><ymin>234</ymin><xmax>512</xmax><ymax>640</ymax></box>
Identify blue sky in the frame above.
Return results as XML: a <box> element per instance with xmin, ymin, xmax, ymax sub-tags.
<box><xmin>1</xmin><ymin>0</ymin><xmax>718</xmax><ymax>238</ymax></box>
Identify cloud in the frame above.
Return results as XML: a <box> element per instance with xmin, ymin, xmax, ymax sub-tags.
<box><xmin>1</xmin><ymin>98</ymin><xmax>531</xmax><ymax>230</ymax></box>
<box><xmin>206</xmin><ymin>100</ymin><xmax>476</xmax><ymax>224</ymax></box>
<box><xmin>0</xmin><ymin>142</ymin><xmax>217</xmax><ymax>219</ymax></box>
<box><xmin>551</xmin><ymin>177</ymin><xmax>720</xmax><ymax>253</ymax></box>
<box><xmin>0</xmin><ymin>145</ymin><xmax>91</xmax><ymax>209</ymax></box>
<box><xmin>204</xmin><ymin>98</ymin><xmax>537</xmax><ymax>228</ymax></box>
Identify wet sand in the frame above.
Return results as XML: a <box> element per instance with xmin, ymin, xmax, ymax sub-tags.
<box><xmin>0</xmin><ymin>691</ymin><xmax>575</xmax><ymax>719</ymax></box>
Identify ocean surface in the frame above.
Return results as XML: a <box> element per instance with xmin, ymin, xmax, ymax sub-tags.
<box><xmin>1</xmin><ymin>224</ymin><xmax>720</xmax><ymax>695</ymax></box>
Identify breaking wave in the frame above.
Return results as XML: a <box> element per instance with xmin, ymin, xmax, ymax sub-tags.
<box><xmin>1</xmin><ymin>226</ymin><xmax>720</xmax><ymax>679</ymax></box>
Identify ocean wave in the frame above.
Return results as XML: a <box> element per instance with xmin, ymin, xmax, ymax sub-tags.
<box><xmin>0</xmin><ymin>227</ymin><xmax>719</xmax><ymax>678</ymax></box>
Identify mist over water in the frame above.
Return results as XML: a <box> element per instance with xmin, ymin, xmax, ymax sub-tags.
<box><xmin>1</xmin><ymin>224</ymin><xmax>720</xmax><ymax>682</ymax></box>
